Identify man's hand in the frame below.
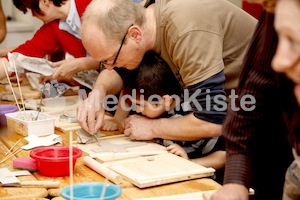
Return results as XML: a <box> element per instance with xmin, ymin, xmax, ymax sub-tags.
<box><xmin>77</xmin><ymin>89</ymin><xmax>105</xmax><ymax>134</ymax></box>
<box><xmin>51</xmin><ymin>59</ymin><xmax>78</xmax><ymax>81</ymax></box>
<box><xmin>122</xmin><ymin>115</ymin><xmax>156</xmax><ymax>140</ymax></box>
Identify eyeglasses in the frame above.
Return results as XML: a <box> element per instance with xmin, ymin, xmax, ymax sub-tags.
<box><xmin>101</xmin><ymin>24</ymin><xmax>133</xmax><ymax>66</ymax></box>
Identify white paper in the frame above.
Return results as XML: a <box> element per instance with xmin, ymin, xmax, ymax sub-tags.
<box><xmin>21</xmin><ymin>134</ymin><xmax>62</xmax><ymax>150</ymax></box>
<box><xmin>8</xmin><ymin>52</ymin><xmax>55</xmax><ymax>76</ymax></box>
<box><xmin>0</xmin><ymin>168</ymin><xmax>20</xmax><ymax>184</ymax></box>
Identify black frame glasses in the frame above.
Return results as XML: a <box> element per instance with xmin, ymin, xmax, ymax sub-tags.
<box><xmin>101</xmin><ymin>24</ymin><xmax>133</xmax><ymax>66</ymax></box>
<box><xmin>112</xmin><ymin>33</ymin><xmax>127</xmax><ymax>65</ymax></box>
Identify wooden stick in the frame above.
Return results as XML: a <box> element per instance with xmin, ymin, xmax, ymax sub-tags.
<box><xmin>100</xmin><ymin>152</ymin><xmax>115</xmax><ymax>200</ymax></box>
<box><xmin>1</xmin><ymin>60</ymin><xmax>21</xmax><ymax>111</ymax></box>
<box><xmin>69</xmin><ymin>131</ymin><xmax>74</xmax><ymax>200</ymax></box>
<box><xmin>12</xmin><ymin>57</ymin><xmax>25</xmax><ymax>112</ymax></box>
<box><xmin>6</xmin><ymin>145</ymin><xmax>22</xmax><ymax>157</ymax></box>
<box><xmin>5</xmin><ymin>138</ymin><xmax>22</xmax><ymax>156</ymax></box>
<box><xmin>0</xmin><ymin>148</ymin><xmax>22</xmax><ymax>164</ymax></box>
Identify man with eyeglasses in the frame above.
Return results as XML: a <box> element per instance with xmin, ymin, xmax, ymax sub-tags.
<box><xmin>77</xmin><ymin>0</ymin><xmax>256</xmax><ymax>146</ymax></box>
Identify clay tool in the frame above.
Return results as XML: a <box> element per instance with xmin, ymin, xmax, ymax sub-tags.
<box><xmin>0</xmin><ymin>180</ymin><xmax>60</xmax><ymax>188</ymax></box>
<box><xmin>35</xmin><ymin>82</ymin><xmax>46</xmax><ymax>120</ymax></box>
<box><xmin>93</xmin><ymin>134</ymin><xmax>99</xmax><ymax>143</ymax></box>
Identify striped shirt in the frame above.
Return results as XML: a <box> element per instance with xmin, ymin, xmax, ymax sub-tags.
<box><xmin>223</xmin><ymin>11</ymin><xmax>300</xmax><ymax>199</ymax></box>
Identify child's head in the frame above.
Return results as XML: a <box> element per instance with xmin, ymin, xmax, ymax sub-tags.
<box><xmin>123</xmin><ymin>50</ymin><xmax>182</xmax><ymax>118</ymax></box>
<box><xmin>13</xmin><ymin>0</ymin><xmax>67</xmax><ymax>16</ymax></box>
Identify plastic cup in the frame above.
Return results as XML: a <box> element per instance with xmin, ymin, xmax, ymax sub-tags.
<box><xmin>0</xmin><ymin>104</ymin><xmax>18</xmax><ymax>126</ymax></box>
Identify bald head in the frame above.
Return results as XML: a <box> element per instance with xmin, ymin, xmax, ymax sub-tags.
<box><xmin>82</xmin><ymin>0</ymin><xmax>145</xmax><ymax>41</ymax></box>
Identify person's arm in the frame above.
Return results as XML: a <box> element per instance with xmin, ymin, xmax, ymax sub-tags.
<box><xmin>77</xmin><ymin>69</ymin><xmax>123</xmax><ymax>134</ymax></box>
<box><xmin>0</xmin><ymin>1</ymin><xmax>6</xmax><ymax>43</ymax></box>
<box><xmin>0</xmin><ymin>47</ymin><xmax>16</xmax><ymax>57</ymax></box>
<box><xmin>123</xmin><ymin>71</ymin><xmax>225</xmax><ymax>141</ymax></box>
<box><xmin>123</xmin><ymin>113</ymin><xmax>221</xmax><ymax>141</ymax></box>
<box><xmin>102</xmin><ymin>91</ymin><xmax>131</xmax><ymax>132</ymax></box>
<box><xmin>51</xmin><ymin>57</ymin><xmax>100</xmax><ymax>81</ymax></box>
<box><xmin>0</xmin><ymin>57</ymin><xmax>10</xmax><ymax>80</ymax></box>
<box><xmin>192</xmin><ymin>151</ymin><xmax>226</xmax><ymax>170</ymax></box>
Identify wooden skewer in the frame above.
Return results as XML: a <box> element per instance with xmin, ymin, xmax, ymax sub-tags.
<box><xmin>69</xmin><ymin>131</ymin><xmax>74</xmax><ymax>200</ymax></box>
<box><xmin>12</xmin><ymin>58</ymin><xmax>25</xmax><ymax>112</ymax></box>
<box><xmin>0</xmin><ymin>148</ymin><xmax>22</xmax><ymax>164</ymax></box>
<box><xmin>100</xmin><ymin>152</ymin><xmax>115</xmax><ymax>200</ymax></box>
<box><xmin>6</xmin><ymin>144</ymin><xmax>22</xmax><ymax>157</ymax></box>
<box><xmin>5</xmin><ymin>138</ymin><xmax>22</xmax><ymax>156</ymax></box>
<box><xmin>1</xmin><ymin>60</ymin><xmax>22</xmax><ymax>111</ymax></box>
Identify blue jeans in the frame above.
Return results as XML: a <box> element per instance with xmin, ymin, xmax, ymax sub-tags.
<box><xmin>283</xmin><ymin>149</ymin><xmax>300</xmax><ymax>200</ymax></box>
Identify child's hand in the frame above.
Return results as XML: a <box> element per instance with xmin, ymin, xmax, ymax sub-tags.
<box><xmin>166</xmin><ymin>143</ymin><xmax>189</xmax><ymax>159</ymax></box>
<box><xmin>101</xmin><ymin>119</ymin><xmax>119</xmax><ymax>131</ymax></box>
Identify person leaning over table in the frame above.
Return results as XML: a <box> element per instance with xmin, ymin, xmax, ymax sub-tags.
<box><xmin>0</xmin><ymin>0</ymin><xmax>144</xmax><ymax>84</ymax></box>
<box><xmin>102</xmin><ymin>50</ymin><xmax>226</xmax><ymax>183</ymax></box>
<box><xmin>210</xmin><ymin>0</ymin><xmax>299</xmax><ymax>200</ymax></box>
<box><xmin>77</xmin><ymin>0</ymin><xmax>257</xmax><ymax>145</ymax></box>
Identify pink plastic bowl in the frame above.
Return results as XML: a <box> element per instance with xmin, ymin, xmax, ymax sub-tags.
<box><xmin>30</xmin><ymin>146</ymin><xmax>82</xmax><ymax>177</ymax></box>
<box><xmin>0</xmin><ymin>104</ymin><xmax>18</xmax><ymax>126</ymax></box>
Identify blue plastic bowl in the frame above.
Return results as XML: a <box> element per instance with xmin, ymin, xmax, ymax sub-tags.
<box><xmin>60</xmin><ymin>182</ymin><xmax>122</xmax><ymax>200</ymax></box>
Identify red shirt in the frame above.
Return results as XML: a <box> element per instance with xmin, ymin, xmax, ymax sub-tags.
<box><xmin>9</xmin><ymin>0</ymin><xmax>92</xmax><ymax>59</ymax></box>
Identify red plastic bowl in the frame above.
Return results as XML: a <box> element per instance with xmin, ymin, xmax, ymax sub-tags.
<box><xmin>30</xmin><ymin>146</ymin><xmax>82</xmax><ymax>177</ymax></box>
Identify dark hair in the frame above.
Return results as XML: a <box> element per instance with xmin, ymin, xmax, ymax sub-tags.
<box><xmin>13</xmin><ymin>0</ymin><xmax>67</xmax><ymax>15</ymax></box>
<box><xmin>123</xmin><ymin>51</ymin><xmax>182</xmax><ymax>100</ymax></box>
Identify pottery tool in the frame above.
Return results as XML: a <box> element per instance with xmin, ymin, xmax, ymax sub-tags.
<box><xmin>93</xmin><ymin>134</ymin><xmax>99</xmax><ymax>143</ymax></box>
<box><xmin>0</xmin><ymin>168</ymin><xmax>60</xmax><ymax>188</ymax></box>
<box><xmin>83</xmin><ymin>156</ymin><xmax>122</xmax><ymax>184</ymax></box>
<box><xmin>0</xmin><ymin>180</ymin><xmax>60</xmax><ymax>188</ymax></box>
<box><xmin>35</xmin><ymin>82</ymin><xmax>46</xmax><ymax>120</ymax></box>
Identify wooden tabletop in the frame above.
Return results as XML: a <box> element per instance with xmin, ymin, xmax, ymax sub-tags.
<box><xmin>0</xmin><ymin>86</ymin><xmax>221</xmax><ymax>199</ymax></box>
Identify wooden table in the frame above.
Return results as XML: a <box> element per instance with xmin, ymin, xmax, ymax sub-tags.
<box><xmin>0</xmin><ymin>87</ymin><xmax>221</xmax><ymax>199</ymax></box>
<box><xmin>0</xmin><ymin>127</ymin><xmax>221</xmax><ymax>199</ymax></box>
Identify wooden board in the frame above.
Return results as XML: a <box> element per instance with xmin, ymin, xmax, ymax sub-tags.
<box><xmin>120</xmin><ymin>178</ymin><xmax>221</xmax><ymax>200</ymax></box>
<box><xmin>107</xmin><ymin>153</ymin><xmax>215</xmax><ymax>188</ymax></box>
<box><xmin>74</xmin><ymin>135</ymin><xmax>167</xmax><ymax>162</ymax></box>
<box><xmin>134</xmin><ymin>190</ymin><xmax>216</xmax><ymax>200</ymax></box>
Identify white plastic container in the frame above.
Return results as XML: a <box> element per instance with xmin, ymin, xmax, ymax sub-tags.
<box><xmin>5</xmin><ymin>111</ymin><xmax>55</xmax><ymax>136</ymax></box>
